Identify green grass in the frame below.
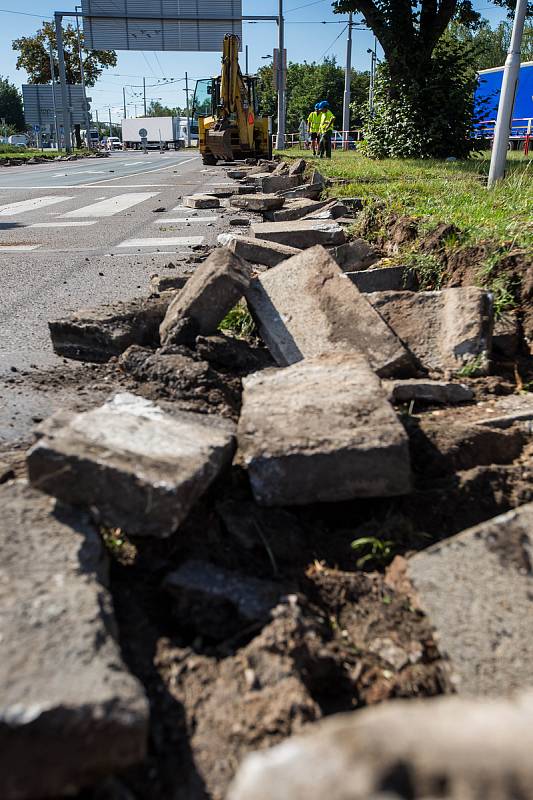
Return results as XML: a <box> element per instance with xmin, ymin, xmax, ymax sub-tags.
<box><xmin>279</xmin><ymin>148</ymin><xmax>533</xmax><ymax>252</ymax></box>
<box><xmin>218</xmin><ymin>302</ymin><xmax>256</xmax><ymax>338</ymax></box>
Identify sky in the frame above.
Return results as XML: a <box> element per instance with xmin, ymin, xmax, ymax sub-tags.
<box><xmin>0</xmin><ymin>0</ymin><xmax>508</xmax><ymax>128</ymax></box>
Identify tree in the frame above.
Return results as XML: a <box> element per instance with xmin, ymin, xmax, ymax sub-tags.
<box><xmin>146</xmin><ymin>100</ymin><xmax>187</xmax><ymax>117</ymax></box>
<box><xmin>0</xmin><ymin>76</ymin><xmax>24</xmax><ymax>132</ymax></box>
<box><xmin>12</xmin><ymin>22</ymin><xmax>116</xmax><ymax>87</ymax></box>
<box><xmin>256</xmin><ymin>58</ymin><xmax>369</xmax><ymax>132</ymax></box>
<box><xmin>334</xmin><ymin>0</ymin><xmax>532</xmax><ymax>157</ymax></box>
<box><xmin>450</xmin><ymin>18</ymin><xmax>533</xmax><ymax>69</ymax></box>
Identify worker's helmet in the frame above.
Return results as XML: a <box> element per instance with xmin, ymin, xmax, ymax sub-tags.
<box><xmin>319</xmin><ymin>100</ymin><xmax>330</xmax><ymax>109</ymax></box>
<box><xmin>314</xmin><ymin>103</ymin><xmax>321</xmax><ymax>110</ymax></box>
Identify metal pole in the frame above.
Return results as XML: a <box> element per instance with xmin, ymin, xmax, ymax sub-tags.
<box><xmin>487</xmin><ymin>0</ymin><xmax>528</xmax><ymax>187</ymax></box>
<box><xmin>75</xmin><ymin>6</ymin><xmax>91</xmax><ymax>147</ymax></box>
<box><xmin>108</xmin><ymin>107</ymin><xmax>112</xmax><ymax>136</ymax></box>
<box><xmin>55</xmin><ymin>13</ymin><xmax>72</xmax><ymax>153</ymax></box>
<box><xmin>143</xmin><ymin>77</ymin><xmax>147</xmax><ymax>116</ymax></box>
<box><xmin>48</xmin><ymin>40</ymin><xmax>61</xmax><ymax>152</ymax></box>
<box><xmin>342</xmin><ymin>13</ymin><xmax>353</xmax><ymax>149</ymax></box>
<box><xmin>277</xmin><ymin>0</ymin><xmax>285</xmax><ymax>150</ymax></box>
<box><xmin>368</xmin><ymin>40</ymin><xmax>376</xmax><ymax>116</ymax></box>
<box><xmin>185</xmin><ymin>71</ymin><xmax>191</xmax><ymax>148</ymax></box>
<box><xmin>245</xmin><ymin>44</ymin><xmax>249</xmax><ymax>75</ymax></box>
<box><xmin>123</xmin><ymin>87</ymin><xmax>127</xmax><ymax>119</ymax></box>
<box><xmin>96</xmin><ymin>109</ymin><xmax>99</xmax><ymax>139</ymax></box>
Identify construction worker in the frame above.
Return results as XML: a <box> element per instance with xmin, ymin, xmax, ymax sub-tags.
<box><xmin>307</xmin><ymin>103</ymin><xmax>321</xmax><ymax>156</ymax></box>
<box><xmin>318</xmin><ymin>100</ymin><xmax>335</xmax><ymax>159</ymax></box>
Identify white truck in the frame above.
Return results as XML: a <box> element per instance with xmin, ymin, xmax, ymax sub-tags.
<box><xmin>121</xmin><ymin>116</ymin><xmax>186</xmax><ymax>150</ymax></box>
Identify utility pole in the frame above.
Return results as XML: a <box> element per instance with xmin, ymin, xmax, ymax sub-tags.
<box><xmin>55</xmin><ymin>13</ymin><xmax>72</xmax><ymax>153</ymax></box>
<box><xmin>48</xmin><ymin>40</ymin><xmax>61</xmax><ymax>151</ymax></box>
<box><xmin>342</xmin><ymin>13</ymin><xmax>353</xmax><ymax>149</ymax></box>
<box><xmin>95</xmin><ymin>109</ymin><xmax>99</xmax><ymax>139</ymax></box>
<box><xmin>143</xmin><ymin>77</ymin><xmax>147</xmax><ymax>116</ymax></box>
<box><xmin>185</xmin><ymin>71</ymin><xmax>191</xmax><ymax>148</ymax></box>
<box><xmin>108</xmin><ymin>107</ymin><xmax>112</xmax><ymax>136</ymax></box>
<box><xmin>123</xmin><ymin>87</ymin><xmax>127</xmax><ymax>119</ymax></box>
<box><xmin>277</xmin><ymin>0</ymin><xmax>286</xmax><ymax>150</ymax></box>
<box><xmin>488</xmin><ymin>0</ymin><xmax>528</xmax><ymax>187</ymax></box>
<box><xmin>368</xmin><ymin>38</ymin><xmax>377</xmax><ymax>116</ymax></box>
<box><xmin>245</xmin><ymin>44</ymin><xmax>249</xmax><ymax>75</ymax></box>
<box><xmin>74</xmin><ymin>7</ymin><xmax>91</xmax><ymax>146</ymax></box>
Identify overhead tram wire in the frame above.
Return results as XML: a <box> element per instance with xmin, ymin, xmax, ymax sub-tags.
<box><xmin>320</xmin><ymin>23</ymin><xmax>349</xmax><ymax>58</ymax></box>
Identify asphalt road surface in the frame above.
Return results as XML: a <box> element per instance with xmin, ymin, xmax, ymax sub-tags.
<box><xmin>0</xmin><ymin>150</ymin><xmax>244</xmax><ymax>445</ymax></box>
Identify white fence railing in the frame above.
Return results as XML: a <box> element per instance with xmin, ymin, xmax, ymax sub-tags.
<box><xmin>473</xmin><ymin>117</ymin><xmax>533</xmax><ymax>153</ymax></box>
<box><xmin>273</xmin><ymin>129</ymin><xmax>363</xmax><ymax>150</ymax></box>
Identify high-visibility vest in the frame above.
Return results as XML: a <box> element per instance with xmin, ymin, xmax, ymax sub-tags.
<box><xmin>307</xmin><ymin>111</ymin><xmax>321</xmax><ymax>133</ymax></box>
<box><xmin>319</xmin><ymin>109</ymin><xmax>335</xmax><ymax>134</ymax></box>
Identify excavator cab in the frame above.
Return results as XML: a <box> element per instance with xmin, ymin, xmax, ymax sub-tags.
<box><xmin>192</xmin><ymin>34</ymin><xmax>271</xmax><ymax>164</ymax></box>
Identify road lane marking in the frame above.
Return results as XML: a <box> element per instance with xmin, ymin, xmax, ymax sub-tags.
<box><xmin>29</xmin><ymin>221</ymin><xmax>98</xmax><ymax>228</ymax></box>
<box><xmin>0</xmin><ymin>244</ymin><xmax>41</xmax><ymax>251</ymax></box>
<box><xmin>0</xmin><ymin>196</ymin><xmax>73</xmax><ymax>216</ymax></box>
<box><xmin>153</xmin><ymin>216</ymin><xmax>218</xmax><ymax>224</ymax></box>
<box><xmin>117</xmin><ymin>236</ymin><xmax>204</xmax><ymax>248</ymax></box>
<box><xmin>61</xmin><ymin>192</ymin><xmax>158</xmax><ymax>218</ymax></box>
<box><xmin>85</xmin><ymin>156</ymin><xmax>200</xmax><ymax>185</ymax></box>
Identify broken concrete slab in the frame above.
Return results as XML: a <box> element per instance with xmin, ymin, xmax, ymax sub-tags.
<box><xmin>27</xmin><ymin>393</ymin><xmax>236</xmax><ymax>538</ymax></box>
<box><xmin>228</xmin><ymin>690</ymin><xmax>533</xmax><ymax>800</ymax></box>
<box><xmin>238</xmin><ymin>354</ymin><xmax>412</xmax><ymax>506</ymax></box>
<box><xmin>385</xmin><ymin>378</ymin><xmax>474</xmax><ymax>405</ymax></box>
<box><xmin>263</xmin><ymin>198</ymin><xmax>332</xmax><ymax>222</ymax></box>
<box><xmin>0</xmin><ymin>481</ymin><xmax>148</xmax><ymax>800</ymax></box>
<box><xmin>245</xmin><ymin>245</ymin><xmax>414</xmax><ymax>377</ymax></box>
<box><xmin>218</xmin><ymin>233</ymin><xmax>300</xmax><ymax>267</ymax></box>
<box><xmin>49</xmin><ymin>296</ymin><xmax>170</xmax><ymax>363</ymax></box>
<box><xmin>229</xmin><ymin>193</ymin><xmax>285</xmax><ymax>212</ymax></box>
<box><xmin>160</xmin><ymin>247</ymin><xmax>251</xmax><ymax>346</ymax></box>
<box><xmin>330</xmin><ymin>239</ymin><xmax>382</xmax><ymax>271</ymax></box>
<box><xmin>150</xmin><ymin>273</ymin><xmax>189</xmax><ymax>294</ymax></box>
<box><xmin>473</xmin><ymin>393</ymin><xmax>533</xmax><ymax>429</ymax></box>
<box><xmin>302</xmin><ymin>200</ymin><xmax>349</xmax><ymax>221</ymax></box>
<box><xmin>493</xmin><ymin>310</ymin><xmax>520</xmax><ymax>358</ymax></box>
<box><xmin>184</xmin><ymin>194</ymin><xmax>221</xmax><ymax>209</ymax></box>
<box><xmin>278</xmin><ymin>182</ymin><xmax>323</xmax><ymax>201</ymax></box>
<box><xmin>229</xmin><ymin>217</ymin><xmax>251</xmax><ymax>227</ymax></box>
<box><xmin>407</xmin><ymin>503</ymin><xmax>533</xmax><ymax>696</ymax></box>
<box><xmin>251</xmin><ymin>174</ymin><xmax>303</xmax><ymax>194</ymax></box>
<box><xmin>288</xmin><ymin>158</ymin><xmax>306</xmax><ymax>176</ymax></box>
<box><xmin>310</xmin><ymin>169</ymin><xmax>325</xmax><ymax>185</ymax></box>
<box><xmin>164</xmin><ymin>560</ymin><xmax>282</xmax><ymax>639</ymax></box>
<box><xmin>348</xmin><ymin>265</ymin><xmax>415</xmax><ymax>293</ymax></box>
<box><xmin>226</xmin><ymin>169</ymin><xmax>249</xmax><ymax>180</ymax></box>
<box><xmin>368</xmin><ymin>288</ymin><xmax>493</xmax><ymax>375</ymax></box>
<box><xmin>271</xmin><ymin>161</ymin><xmax>290</xmax><ymax>175</ymax></box>
<box><xmin>252</xmin><ymin>219</ymin><xmax>346</xmax><ymax>249</ymax></box>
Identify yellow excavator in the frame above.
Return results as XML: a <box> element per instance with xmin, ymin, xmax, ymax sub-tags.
<box><xmin>192</xmin><ymin>34</ymin><xmax>271</xmax><ymax>165</ymax></box>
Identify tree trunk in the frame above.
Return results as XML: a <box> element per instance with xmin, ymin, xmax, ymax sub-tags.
<box><xmin>74</xmin><ymin>124</ymin><xmax>82</xmax><ymax>149</ymax></box>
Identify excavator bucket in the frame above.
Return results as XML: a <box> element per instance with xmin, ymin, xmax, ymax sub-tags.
<box><xmin>205</xmin><ymin>129</ymin><xmax>234</xmax><ymax>161</ymax></box>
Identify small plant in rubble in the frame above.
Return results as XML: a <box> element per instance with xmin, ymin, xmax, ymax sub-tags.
<box><xmin>351</xmin><ymin>536</ymin><xmax>396</xmax><ymax>569</ymax></box>
<box><xmin>219</xmin><ymin>302</ymin><xmax>256</xmax><ymax>339</ymax></box>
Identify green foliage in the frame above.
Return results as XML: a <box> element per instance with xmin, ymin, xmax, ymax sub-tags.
<box><xmin>218</xmin><ymin>302</ymin><xmax>256</xmax><ymax>339</ymax></box>
<box><xmin>402</xmin><ymin>251</ymin><xmax>445</xmax><ymax>290</ymax></box>
<box><xmin>0</xmin><ymin>76</ymin><xmax>24</xmax><ymax>132</ymax></box>
<box><xmin>12</xmin><ymin>22</ymin><xmax>116</xmax><ymax>87</ymax></box>
<box><xmin>449</xmin><ymin>19</ymin><xmax>533</xmax><ymax>70</ymax></box>
<box><xmin>351</xmin><ymin>536</ymin><xmax>396</xmax><ymax>569</ymax></box>
<box><xmin>146</xmin><ymin>100</ymin><xmax>187</xmax><ymax>117</ymax></box>
<box><xmin>362</xmin><ymin>36</ymin><xmax>481</xmax><ymax>159</ymax></box>
<box><xmin>256</xmin><ymin>58</ymin><xmax>369</xmax><ymax>133</ymax></box>
<box><xmin>477</xmin><ymin>249</ymin><xmax>521</xmax><ymax>318</ymax></box>
<box><xmin>456</xmin><ymin>354</ymin><xmax>487</xmax><ymax>376</ymax></box>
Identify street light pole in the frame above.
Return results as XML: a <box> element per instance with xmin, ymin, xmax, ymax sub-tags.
<box><xmin>123</xmin><ymin>87</ymin><xmax>127</xmax><ymax>119</ymax></box>
<box><xmin>143</xmin><ymin>77</ymin><xmax>147</xmax><ymax>116</ymax></box>
<box><xmin>108</xmin><ymin>106</ymin><xmax>112</xmax><ymax>136</ymax></box>
<box><xmin>487</xmin><ymin>0</ymin><xmax>528</xmax><ymax>187</ymax></box>
<box><xmin>277</xmin><ymin>0</ymin><xmax>286</xmax><ymax>150</ymax></box>
<box><xmin>185</xmin><ymin>71</ymin><xmax>191</xmax><ymax>148</ymax></box>
<box><xmin>75</xmin><ymin>6</ymin><xmax>91</xmax><ymax>146</ymax></box>
<box><xmin>368</xmin><ymin>38</ymin><xmax>377</xmax><ymax>116</ymax></box>
<box><xmin>342</xmin><ymin>13</ymin><xmax>353</xmax><ymax>149</ymax></box>
<box><xmin>55</xmin><ymin>13</ymin><xmax>73</xmax><ymax>153</ymax></box>
<box><xmin>48</xmin><ymin>40</ymin><xmax>61</xmax><ymax>152</ymax></box>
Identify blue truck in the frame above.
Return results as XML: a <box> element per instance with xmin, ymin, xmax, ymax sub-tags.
<box><xmin>474</xmin><ymin>61</ymin><xmax>533</xmax><ymax>146</ymax></box>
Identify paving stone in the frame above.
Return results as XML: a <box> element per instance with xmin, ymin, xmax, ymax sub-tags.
<box><xmin>229</xmin><ymin>217</ymin><xmax>251</xmax><ymax>227</ymax></box>
<box><xmin>27</xmin><ymin>393</ymin><xmax>236</xmax><ymax>538</ymax></box>
<box><xmin>0</xmin><ymin>481</ymin><xmax>149</xmax><ymax>800</ymax></box>
<box><xmin>238</xmin><ymin>354</ymin><xmax>412</xmax><ymax>506</ymax></box>
<box><xmin>252</xmin><ymin>219</ymin><xmax>346</xmax><ymax>249</ymax></box>
<box><xmin>303</xmin><ymin>200</ymin><xmax>349</xmax><ymax>220</ymax></box>
<box><xmin>49</xmin><ymin>296</ymin><xmax>170</xmax><ymax>363</ymax></box>
<box><xmin>277</xmin><ymin>182</ymin><xmax>323</xmax><ymax>200</ymax></box>
<box><xmin>385</xmin><ymin>378</ymin><xmax>474</xmax><ymax>405</ymax></box>
<box><xmin>288</xmin><ymin>157</ymin><xmax>307</xmax><ymax>176</ymax></box>
<box><xmin>368</xmin><ymin>288</ymin><xmax>493</xmax><ymax>375</ymax></box>
<box><xmin>407</xmin><ymin>503</ymin><xmax>533</xmax><ymax>696</ymax></box>
<box><xmin>160</xmin><ymin>248</ymin><xmax>251</xmax><ymax>346</ymax></box>
<box><xmin>229</xmin><ymin>193</ymin><xmax>285</xmax><ymax>212</ymax></box>
<box><xmin>330</xmin><ymin>239</ymin><xmax>382</xmax><ymax>271</ymax></box>
<box><xmin>251</xmin><ymin>174</ymin><xmax>303</xmax><ymax>193</ymax></box>
<box><xmin>348</xmin><ymin>265</ymin><xmax>415</xmax><ymax>293</ymax></box>
<box><xmin>271</xmin><ymin>161</ymin><xmax>290</xmax><ymax>175</ymax></box>
<box><xmin>228</xmin><ymin>689</ymin><xmax>533</xmax><ymax>800</ymax></box>
<box><xmin>264</xmin><ymin>198</ymin><xmax>332</xmax><ymax>222</ymax></box>
<box><xmin>150</xmin><ymin>273</ymin><xmax>189</xmax><ymax>294</ymax></box>
<box><xmin>246</xmin><ymin>245</ymin><xmax>414</xmax><ymax>377</ymax></box>
<box><xmin>164</xmin><ymin>560</ymin><xmax>282</xmax><ymax>639</ymax></box>
<box><xmin>218</xmin><ymin>233</ymin><xmax>300</xmax><ymax>267</ymax></box>
<box><xmin>184</xmin><ymin>194</ymin><xmax>221</xmax><ymax>209</ymax></box>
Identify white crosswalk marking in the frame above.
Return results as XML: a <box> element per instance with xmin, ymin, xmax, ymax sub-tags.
<box><xmin>29</xmin><ymin>221</ymin><xmax>98</xmax><ymax>228</ymax></box>
<box><xmin>117</xmin><ymin>236</ymin><xmax>204</xmax><ymax>248</ymax></box>
<box><xmin>61</xmin><ymin>192</ymin><xmax>158</xmax><ymax>218</ymax></box>
<box><xmin>0</xmin><ymin>196</ymin><xmax>73</xmax><ymax>217</ymax></box>
<box><xmin>153</xmin><ymin>216</ymin><xmax>218</xmax><ymax>224</ymax></box>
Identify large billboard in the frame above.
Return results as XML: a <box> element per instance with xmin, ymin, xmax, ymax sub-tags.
<box><xmin>22</xmin><ymin>84</ymin><xmax>88</xmax><ymax>128</ymax></box>
<box><xmin>81</xmin><ymin>0</ymin><xmax>242</xmax><ymax>51</ymax></box>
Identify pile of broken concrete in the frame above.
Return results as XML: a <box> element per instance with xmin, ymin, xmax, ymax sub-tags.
<box><xmin>3</xmin><ymin>157</ymin><xmax>533</xmax><ymax>800</ymax></box>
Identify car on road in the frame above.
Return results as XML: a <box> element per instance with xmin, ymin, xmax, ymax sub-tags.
<box><xmin>105</xmin><ymin>137</ymin><xmax>122</xmax><ymax>151</ymax></box>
